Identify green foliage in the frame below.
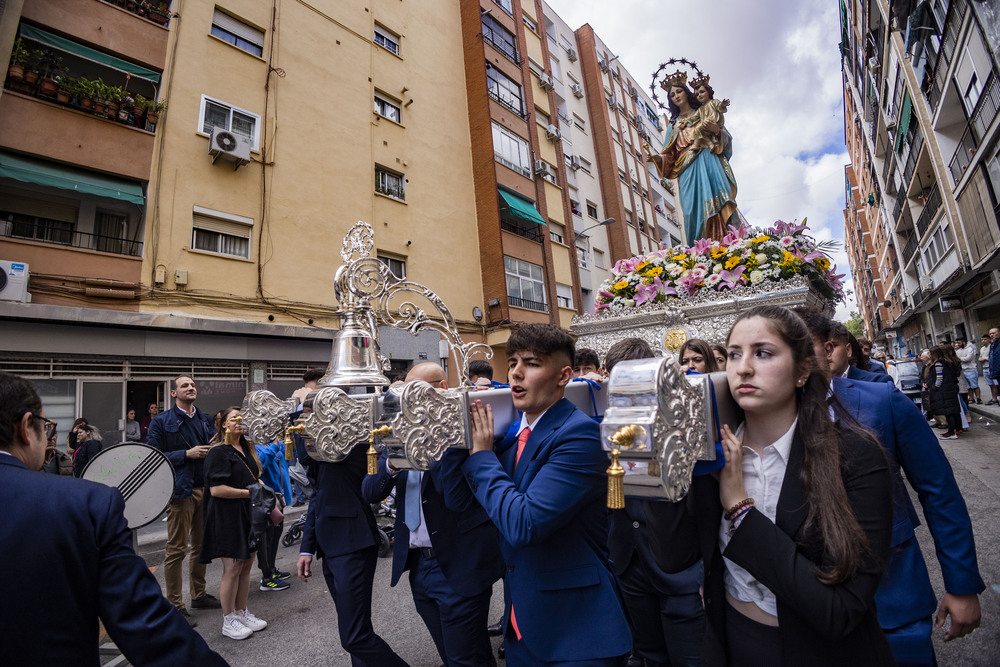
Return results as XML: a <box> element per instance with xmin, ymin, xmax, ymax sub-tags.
<box><xmin>845</xmin><ymin>311</ymin><xmax>864</xmax><ymax>337</ymax></box>
<box><xmin>9</xmin><ymin>38</ymin><xmax>29</xmax><ymax>67</ymax></box>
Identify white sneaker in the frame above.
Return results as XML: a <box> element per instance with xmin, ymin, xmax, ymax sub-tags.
<box><xmin>222</xmin><ymin>613</ymin><xmax>252</xmax><ymax>640</ymax></box>
<box><xmin>236</xmin><ymin>608</ymin><xmax>267</xmax><ymax>631</ymax></box>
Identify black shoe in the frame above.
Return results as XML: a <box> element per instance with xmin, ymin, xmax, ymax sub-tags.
<box><xmin>292</xmin><ymin>500</ymin><xmax>306</xmax><ymax>507</ymax></box>
<box><xmin>177</xmin><ymin>607</ymin><xmax>198</xmax><ymax>627</ymax></box>
<box><xmin>191</xmin><ymin>593</ymin><xmax>221</xmax><ymax>609</ymax></box>
<box><xmin>977</xmin><ymin>399</ymin><xmax>983</xmax><ymax>404</ymax></box>
<box><xmin>497</xmin><ymin>644</ymin><xmax>505</xmax><ymax>660</ymax></box>
<box><xmin>487</xmin><ymin>620</ymin><xmax>503</xmax><ymax>637</ymax></box>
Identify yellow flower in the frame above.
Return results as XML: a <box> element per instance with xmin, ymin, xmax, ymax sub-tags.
<box><xmin>724</xmin><ymin>256</ymin><xmax>740</xmax><ymax>270</ymax></box>
<box><xmin>672</xmin><ymin>253</ymin><xmax>687</xmax><ymax>261</ymax></box>
<box><xmin>710</xmin><ymin>247</ymin><xmax>727</xmax><ymax>259</ymax></box>
<box><xmin>814</xmin><ymin>257</ymin><xmax>831</xmax><ymax>271</ymax></box>
<box><xmin>751</xmin><ymin>235</ymin><xmax>769</xmax><ymax>244</ymax></box>
<box><xmin>613</xmin><ymin>279</ymin><xmax>629</xmax><ymax>291</ymax></box>
<box><xmin>781</xmin><ymin>250</ymin><xmax>796</xmax><ymax>265</ymax></box>
<box><xmin>644</xmin><ymin>266</ymin><xmax>664</xmax><ymax>278</ymax></box>
<box><xmin>635</xmin><ymin>261</ymin><xmax>649</xmax><ymax>273</ymax></box>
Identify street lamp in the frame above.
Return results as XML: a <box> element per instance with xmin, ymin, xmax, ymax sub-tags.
<box><xmin>574</xmin><ymin>218</ymin><xmax>615</xmax><ymax>240</ymax></box>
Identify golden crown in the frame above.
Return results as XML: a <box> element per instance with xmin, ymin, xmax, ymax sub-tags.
<box><xmin>658</xmin><ymin>69</ymin><xmax>688</xmax><ymax>91</ymax></box>
<box><xmin>690</xmin><ymin>74</ymin><xmax>710</xmax><ymax>89</ymax></box>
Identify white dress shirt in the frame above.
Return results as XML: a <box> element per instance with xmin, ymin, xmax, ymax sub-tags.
<box><xmin>718</xmin><ymin>418</ymin><xmax>797</xmax><ymax>618</ymax></box>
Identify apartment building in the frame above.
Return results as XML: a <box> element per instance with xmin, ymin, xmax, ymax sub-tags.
<box><xmin>0</xmin><ymin>0</ymin><xmax>483</xmax><ymax>436</ymax></box>
<box><xmin>840</xmin><ymin>0</ymin><xmax>1000</xmax><ymax>354</ymax></box>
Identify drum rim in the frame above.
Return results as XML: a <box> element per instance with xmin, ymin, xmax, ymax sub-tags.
<box><xmin>80</xmin><ymin>441</ymin><xmax>175</xmax><ymax>529</ymax></box>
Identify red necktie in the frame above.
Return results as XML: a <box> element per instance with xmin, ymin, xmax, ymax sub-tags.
<box><xmin>515</xmin><ymin>426</ymin><xmax>531</xmax><ymax>463</ymax></box>
<box><xmin>510</xmin><ymin>426</ymin><xmax>531</xmax><ymax>641</ymax></box>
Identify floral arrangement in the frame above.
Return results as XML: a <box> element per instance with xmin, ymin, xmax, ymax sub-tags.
<box><xmin>595</xmin><ymin>220</ymin><xmax>845</xmax><ymax>310</ymax></box>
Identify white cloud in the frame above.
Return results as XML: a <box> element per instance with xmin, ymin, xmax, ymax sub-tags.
<box><xmin>544</xmin><ymin>0</ymin><xmax>858</xmax><ymax>318</ymax></box>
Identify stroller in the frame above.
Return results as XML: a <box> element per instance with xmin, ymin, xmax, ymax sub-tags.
<box><xmin>281</xmin><ymin>496</ymin><xmax>394</xmax><ymax>558</ymax></box>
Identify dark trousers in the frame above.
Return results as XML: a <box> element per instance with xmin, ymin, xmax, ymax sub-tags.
<box><xmin>884</xmin><ymin>616</ymin><xmax>937</xmax><ymax>667</ymax></box>
<box><xmin>503</xmin><ymin>630</ymin><xmax>623</xmax><ymax>667</ymax></box>
<box><xmin>321</xmin><ymin>546</ymin><xmax>407</xmax><ymax>667</ymax></box>
<box><xmin>256</xmin><ymin>520</ymin><xmax>282</xmax><ymax>577</ymax></box>
<box><xmin>724</xmin><ymin>602</ymin><xmax>781</xmax><ymax>667</ymax></box>
<box><xmin>408</xmin><ymin>551</ymin><xmax>494</xmax><ymax>667</ymax></box>
<box><xmin>618</xmin><ymin>557</ymin><xmax>704</xmax><ymax>667</ymax></box>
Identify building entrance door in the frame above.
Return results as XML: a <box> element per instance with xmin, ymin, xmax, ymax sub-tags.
<box><xmin>81</xmin><ymin>381</ymin><xmax>124</xmax><ymax>445</ymax></box>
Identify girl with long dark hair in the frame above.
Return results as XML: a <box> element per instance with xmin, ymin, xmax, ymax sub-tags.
<box><xmin>928</xmin><ymin>344</ymin><xmax>963</xmax><ymax>438</ymax></box>
<box><xmin>706</xmin><ymin>305</ymin><xmax>894</xmax><ymax>665</ymax></box>
<box><xmin>680</xmin><ymin>338</ymin><xmax>720</xmax><ymax>374</ymax></box>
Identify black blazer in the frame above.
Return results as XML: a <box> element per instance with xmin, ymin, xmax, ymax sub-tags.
<box><xmin>362</xmin><ymin>453</ymin><xmax>504</xmax><ymax>598</ymax></box>
<box><xmin>669</xmin><ymin>428</ymin><xmax>894</xmax><ymax>666</ymax></box>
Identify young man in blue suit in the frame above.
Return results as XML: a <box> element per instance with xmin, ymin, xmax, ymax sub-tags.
<box><xmin>460</xmin><ymin>324</ymin><xmax>631</xmax><ymax>665</ymax></box>
<box><xmin>799</xmin><ymin>310</ymin><xmax>984</xmax><ymax>666</ymax></box>
<box><xmin>0</xmin><ymin>372</ymin><xmax>227</xmax><ymax>666</ymax></box>
<box><xmin>295</xmin><ymin>411</ymin><xmax>407</xmax><ymax>666</ymax></box>
<box><xmin>364</xmin><ymin>362</ymin><xmax>504</xmax><ymax>666</ymax></box>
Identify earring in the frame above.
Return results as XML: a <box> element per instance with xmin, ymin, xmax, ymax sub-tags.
<box><xmin>796</xmin><ymin>378</ymin><xmax>805</xmax><ymax>386</ymax></box>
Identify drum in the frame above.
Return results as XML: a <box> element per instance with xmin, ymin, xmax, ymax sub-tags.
<box><xmin>80</xmin><ymin>442</ymin><xmax>174</xmax><ymax>529</ymax></box>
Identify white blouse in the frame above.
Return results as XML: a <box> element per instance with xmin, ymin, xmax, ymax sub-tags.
<box><xmin>718</xmin><ymin>418</ymin><xmax>797</xmax><ymax>618</ymax></box>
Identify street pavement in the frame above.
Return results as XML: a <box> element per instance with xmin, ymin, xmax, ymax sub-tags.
<box><xmin>127</xmin><ymin>413</ymin><xmax>1000</xmax><ymax>666</ymax></box>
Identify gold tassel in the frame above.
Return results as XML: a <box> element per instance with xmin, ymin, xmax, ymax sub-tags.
<box><xmin>367</xmin><ymin>425</ymin><xmax>393</xmax><ymax>475</ymax></box>
<box><xmin>283</xmin><ymin>423</ymin><xmax>306</xmax><ymax>462</ymax></box>
<box><xmin>606</xmin><ymin>447</ymin><xmax>625</xmax><ymax>509</ymax></box>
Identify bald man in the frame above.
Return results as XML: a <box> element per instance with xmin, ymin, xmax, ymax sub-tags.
<box><xmin>363</xmin><ymin>363</ymin><xmax>504</xmax><ymax>666</ymax></box>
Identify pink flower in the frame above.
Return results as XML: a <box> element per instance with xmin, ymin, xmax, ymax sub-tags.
<box><xmin>722</xmin><ymin>224</ymin><xmax>749</xmax><ymax>245</ymax></box>
<box><xmin>692</xmin><ymin>238</ymin><xmax>713</xmax><ymax>255</ymax></box>
<box><xmin>599</xmin><ymin>290</ymin><xmax>614</xmax><ymax>299</ymax></box>
<box><xmin>769</xmin><ymin>220</ymin><xmax>807</xmax><ymax>236</ymax></box>
<box><xmin>717</xmin><ymin>266</ymin><xmax>746</xmax><ymax>289</ymax></box>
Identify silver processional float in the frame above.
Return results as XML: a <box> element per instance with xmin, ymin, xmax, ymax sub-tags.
<box><xmin>236</xmin><ymin>219</ymin><xmax>832</xmax><ymax>507</ymax></box>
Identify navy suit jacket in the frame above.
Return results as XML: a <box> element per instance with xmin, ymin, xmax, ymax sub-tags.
<box><xmin>846</xmin><ymin>365</ymin><xmax>893</xmax><ymax>384</ymax></box>
<box><xmin>457</xmin><ymin>398</ymin><xmax>631</xmax><ymax>662</ymax></box>
<box><xmin>362</xmin><ymin>453</ymin><xmax>504</xmax><ymax>598</ymax></box>
<box><xmin>146</xmin><ymin>405</ymin><xmax>214</xmax><ymax>499</ymax></box>
<box><xmin>301</xmin><ymin>442</ymin><xmax>380</xmax><ymax>558</ymax></box>
<box><xmin>0</xmin><ymin>454</ymin><xmax>226</xmax><ymax>666</ymax></box>
<box><xmin>832</xmin><ymin>376</ymin><xmax>984</xmax><ymax>628</ymax></box>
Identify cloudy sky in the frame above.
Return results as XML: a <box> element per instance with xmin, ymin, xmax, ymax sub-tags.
<box><xmin>545</xmin><ymin>0</ymin><xmax>856</xmax><ymax>318</ymax></box>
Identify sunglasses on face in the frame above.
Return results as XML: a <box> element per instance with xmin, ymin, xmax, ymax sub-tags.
<box><xmin>30</xmin><ymin>414</ymin><xmax>57</xmax><ymax>439</ymax></box>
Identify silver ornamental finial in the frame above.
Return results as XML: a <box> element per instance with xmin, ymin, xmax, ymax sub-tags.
<box><xmin>341</xmin><ymin>221</ymin><xmax>375</xmax><ymax>263</ymax></box>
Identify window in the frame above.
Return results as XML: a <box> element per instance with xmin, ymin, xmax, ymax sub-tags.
<box><xmin>645</xmin><ymin>102</ymin><xmax>658</xmax><ymax>123</ymax></box>
<box><xmin>586</xmin><ymin>202</ymin><xmax>598</xmax><ymax>218</ymax></box>
<box><xmin>486</xmin><ymin>65</ymin><xmax>524</xmax><ymax>116</ymax></box>
<box><xmin>594</xmin><ymin>249</ymin><xmax>605</xmax><ymax>269</ymax></box>
<box><xmin>191</xmin><ymin>206</ymin><xmax>252</xmax><ymax>259</ymax></box>
<box><xmin>482</xmin><ymin>14</ymin><xmax>519</xmax><ymax>64</ymax></box>
<box><xmin>374</xmin><ymin>24</ymin><xmax>399</xmax><ymax>55</ymax></box>
<box><xmin>374</xmin><ymin>93</ymin><xmax>401</xmax><ymax>123</ymax></box>
<box><xmin>494</xmin><ymin>0</ymin><xmax>513</xmax><ymax>16</ymax></box>
<box><xmin>505</xmin><ymin>256</ymin><xmax>546</xmax><ymax>311</ymax></box>
<box><xmin>211</xmin><ymin>9</ymin><xmax>264</xmax><ymax>57</ymax></box>
<box><xmin>523</xmin><ymin>14</ymin><xmax>538</xmax><ymax>34</ymax></box>
<box><xmin>618</xmin><ymin>169</ymin><xmax>626</xmax><ymax>182</ymax></box>
<box><xmin>549</xmin><ymin>222</ymin><xmax>565</xmax><ymax>244</ymax></box>
<box><xmin>377</xmin><ymin>253</ymin><xmax>406</xmax><ymax>282</ymax></box>
<box><xmin>556</xmin><ymin>283</ymin><xmax>574</xmax><ymax>309</ymax></box>
<box><xmin>200</xmin><ymin>96</ymin><xmax>260</xmax><ymax>150</ymax></box>
<box><xmin>94</xmin><ymin>210</ymin><xmax>129</xmax><ymax>254</ymax></box>
<box><xmin>579</xmin><ymin>157</ymin><xmax>592</xmax><ymax>174</ymax></box>
<box><xmin>375</xmin><ymin>167</ymin><xmax>405</xmax><ymax>200</ymax></box>
<box><xmin>492</xmin><ymin>123</ymin><xmax>531</xmax><ymax>177</ymax></box>
<box><xmin>576</xmin><ymin>245</ymin><xmax>589</xmax><ymax>269</ymax></box>
<box><xmin>570</xmin><ymin>200</ymin><xmax>581</xmax><ymax>216</ymax></box>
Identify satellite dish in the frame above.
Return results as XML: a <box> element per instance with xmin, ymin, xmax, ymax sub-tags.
<box><xmin>81</xmin><ymin>443</ymin><xmax>174</xmax><ymax>529</ymax></box>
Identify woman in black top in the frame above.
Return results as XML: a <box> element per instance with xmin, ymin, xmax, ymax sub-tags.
<box><xmin>200</xmin><ymin>407</ymin><xmax>268</xmax><ymax>640</ymax></box>
<box><xmin>928</xmin><ymin>344</ymin><xmax>963</xmax><ymax>438</ymax></box>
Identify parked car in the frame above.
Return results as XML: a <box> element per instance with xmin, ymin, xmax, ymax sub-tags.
<box><xmin>887</xmin><ymin>359</ymin><xmax>923</xmax><ymax>405</ymax></box>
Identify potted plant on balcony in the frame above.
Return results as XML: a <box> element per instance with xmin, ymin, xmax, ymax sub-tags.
<box><xmin>105</xmin><ymin>84</ymin><xmax>124</xmax><ymax>120</ymax></box>
<box><xmin>6</xmin><ymin>38</ymin><xmax>28</xmax><ymax>83</ymax></box>
<box><xmin>91</xmin><ymin>79</ymin><xmax>109</xmax><ymax>117</ymax></box>
<box><xmin>146</xmin><ymin>2</ymin><xmax>171</xmax><ymax>26</ymax></box>
<box><xmin>144</xmin><ymin>98</ymin><xmax>165</xmax><ymax>127</ymax></box>
<box><xmin>74</xmin><ymin>77</ymin><xmax>94</xmax><ymax>110</ymax></box>
<box><xmin>54</xmin><ymin>69</ymin><xmax>73</xmax><ymax>104</ymax></box>
<box><xmin>23</xmin><ymin>48</ymin><xmax>44</xmax><ymax>88</ymax></box>
<box><xmin>37</xmin><ymin>51</ymin><xmax>63</xmax><ymax>99</ymax></box>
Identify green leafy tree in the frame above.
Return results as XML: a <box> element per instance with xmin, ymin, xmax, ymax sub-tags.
<box><xmin>845</xmin><ymin>311</ymin><xmax>864</xmax><ymax>338</ymax></box>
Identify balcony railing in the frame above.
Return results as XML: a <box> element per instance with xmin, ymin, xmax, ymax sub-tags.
<box><xmin>482</xmin><ymin>24</ymin><xmax>521</xmax><ymax>65</ymax></box>
<box><xmin>507</xmin><ymin>295</ymin><xmax>547</xmax><ymax>312</ymax></box>
<box><xmin>500</xmin><ymin>218</ymin><xmax>543</xmax><ymax>243</ymax></box>
<box><xmin>971</xmin><ymin>72</ymin><xmax>999</xmax><ymax>144</ymax></box>
<box><xmin>488</xmin><ymin>88</ymin><xmax>527</xmax><ymax>119</ymax></box>
<box><xmin>1</xmin><ymin>219</ymin><xmax>143</xmax><ymax>257</ymax></box>
<box><xmin>948</xmin><ymin>124</ymin><xmax>977</xmax><ymax>185</ymax></box>
<box><xmin>915</xmin><ymin>184</ymin><xmax>941</xmax><ymax>239</ymax></box>
<box><xmin>903</xmin><ymin>235</ymin><xmax>918</xmax><ymax>264</ymax></box>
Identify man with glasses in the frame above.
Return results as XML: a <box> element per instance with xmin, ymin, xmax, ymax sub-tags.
<box><xmin>39</xmin><ymin>417</ymin><xmax>71</xmax><ymax>476</ymax></box>
<box><xmin>0</xmin><ymin>371</ymin><xmax>227</xmax><ymax>665</ymax></box>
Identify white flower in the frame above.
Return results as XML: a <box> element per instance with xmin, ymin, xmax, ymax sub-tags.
<box><xmin>750</xmin><ymin>270</ymin><xmax>765</xmax><ymax>284</ymax></box>
<box><xmin>713</xmin><ymin>263</ymin><xmax>723</xmax><ymax>274</ymax></box>
<box><xmin>705</xmin><ymin>273</ymin><xmax>722</xmax><ymax>286</ymax></box>
<box><xmin>625</xmin><ymin>299</ymin><xmax>635</xmax><ymax>307</ymax></box>
<box><xmin>755</xmin><ymin>253</ymin><xmax>767</xmax><ymax>264</ymax></box>
<box><xmin>779</xmin><ymin>236</ymin><xmax>794</xmax><ymax>247</ymax></box>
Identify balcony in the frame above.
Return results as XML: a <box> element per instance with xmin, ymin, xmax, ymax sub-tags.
<box><xmin>508</xmin><ymin>295</ymin><xmax>547</xmax><ymax>312</ymax></box>
<box><xmin>915</xmin><ymin>184</ymin><xmax>941</xmax><ymax>239</ymax></box>
<box><xmin>0</xmin><ymin>92</ymin><xmax>155</xmax><ymax>181</ymax></box>
<box><xmin>500</xmin><ymin>218</ymin><xmax>543</xmax><ymax>243</ymax></box>
<box><xmin>488</xmin><ymin>88</ymin><xmax>527</xmax><ymax>119</ymax></box>
<box><xmin>2</xmin><ymin>218</ymin><xmax>142</xmax><ymax>257</ymax></box>
<box><xmin>903</xmin><ymin>235</ymin><xmax>918</xmax><ymax>264</ymax></box>
<box><xmin>482</xmin><ymin>24</ymin><xmax>521</xmax><ymax>66</ymax></box>
<box><xmin>949</xmin><ymin>72</ymin><xmax>999</xmax><ymax>184</ymax></box>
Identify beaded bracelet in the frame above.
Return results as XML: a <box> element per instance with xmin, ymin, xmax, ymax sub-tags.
<box><xmin>727</xmin><ymin>505</ymin><xmax>753</xmax><ymax>537</ymax></box>
<box><xmin>724</xmin><ymin>497</ymin><xmax>755</xmax><ymax>521</ymax></box>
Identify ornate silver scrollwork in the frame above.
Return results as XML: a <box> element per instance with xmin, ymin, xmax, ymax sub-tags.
<box><xmin>341</xmin><ymin>221</ymin><xmax>375</xmax><ymax>263</ymax></box>
<box><xmin>301</xmin><ymin>387</ymin><xmax>375</xmax><ymax>462</ymax></box>
<box><xmin>388</xmin><ymin>381</ymin><xmax>469</xmax><ymax>469</ymax></box>
<box><xmin>241</xmin><ymin>391</ymin><xmax>297</xmax><ymax>445</ymax></box>
<box><xmin>655</xmin><ymin>360</ymin><xmax>708</xmax><ymax>501</ymax></box>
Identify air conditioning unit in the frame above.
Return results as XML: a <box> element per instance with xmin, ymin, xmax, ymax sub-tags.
<box><xmin>634</xmin><ymin>112</ymin><xmax>643</xmax><ymax>125</ymax></box>
<box><xmin>534</xmin><ymin>159</ymin><xmax>552</xmax><ymax>177</ymax></box>
<box><xmin>208</xmin><ymin>127</ymin><xmax>251</xmax><ymax>169</ymax></box>
<box><xmin>539</xmin><ymin>73</ymin><xmax>554</xmax><ymax>90</ymax></box>
<box><xmin>569</xmin><ymin>155</ymin><xmax>581</xmax><ymax>170</ymax></box>
<box><xmin>599</xmin><ymin>58</ymin><xmax>609</xmax><ymax>72</ymax></box>
<box><xmin>571</xmin><ymin>83</ymin><xmax>584</xmax><ymax>98</ymax></box>
<box><xmin>868</xmin><ymin>56</ymin><xmax>880</xmax><ymax>71</ymax></box>
<box><xmin>919</xmin><ymin>275</ymin><xmax>934</xmax><ymax>290</ymax></box>
<box><xmin>630</xmin><ymin>87</ymin><xmax>639</xmax><ymax>100</ymax></box>
<box><xmin>566</xmin><ymin>47</ymin><xmax>578</xmax><ymax>62</ymax></box>
<box><xmin>607</xmin><ymin>95</ymin><xmax>617</xmax><ymax>109</ymax></box>
<box><xmin>0</xmin><ymin>260</ymin><xmax>31</xmax><ymax>303</ymax></box>
<box><xmin>545</xmin><ymin>124</ymin><xmax>561</xmax><ymax>141</ymax></box>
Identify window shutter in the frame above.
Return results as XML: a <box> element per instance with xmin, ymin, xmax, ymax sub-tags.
<box><xmin>213</xmin><ymin>10</ymin><xmax>264</xmax><ymax>48</ymax></box>
<box><xmin>193</xmin><ymin>213</ymin><xmax>251</xmax><ymax>238</ymax></box>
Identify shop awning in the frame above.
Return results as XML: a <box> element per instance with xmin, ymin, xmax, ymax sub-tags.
<box><xmin>499</xmin><ymin>190</ymin><xmax>547</xmax><ymax>226</ymax></box>
<box><xmin>18</xmin><ymin>24</ymin><xmax>161</xmax><ymax>84</ymax></box>
<box><xmin>0</xmin><ymin>151</ymin><xmax>145</xmax><ymax>205</ymax></box>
